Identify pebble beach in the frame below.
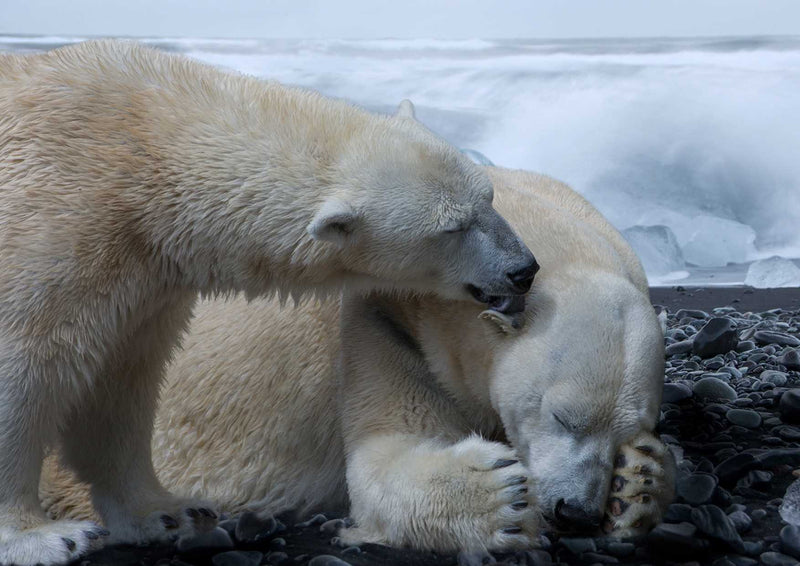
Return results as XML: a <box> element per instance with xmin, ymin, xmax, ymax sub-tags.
<box><xmin>65</xmin><ymin>286</ymin><xmax>800</xmax><ymax>566</ymax></box>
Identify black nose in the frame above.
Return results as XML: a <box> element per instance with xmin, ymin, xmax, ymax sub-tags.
<box><xmin>507</xmin><ymin>259</ymin><xmax>539</xmax><ymax>293</ymax></box>
<box><xmin>554</xmin><ymin>498</ymin><xmax>602</xmax><ymax>533</ymax></box>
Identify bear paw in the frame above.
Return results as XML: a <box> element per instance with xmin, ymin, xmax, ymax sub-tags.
<box><xmin>106</xmin><ymin>496</ymin><xmax>219</xmax><ymax>545</ymax></box>
<box><xmin>0</xmin><ymin>519</ymin><xmax>108</xmax><ymax>566</ymax></box>
<box><xmin>602</xmin><ymin>432</ymin><xmax>675</xmax><ymax>538</ymax></box>
<box><xmin>342</xmin><ymin>436</ymin><xmax>540</xmax><ymax>552</ymax></box>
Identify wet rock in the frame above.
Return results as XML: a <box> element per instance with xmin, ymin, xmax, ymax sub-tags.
<box><xmin>664</xmin><ymin>503</ymin><xmax>694</xmax><ymax>523</ymax></box>
<box><xmin>726</xmin><ymin>409</ymin><xmax>762</xmax><ymax>428</ymax></box>
<box><xmin>176</xmin><ymin>527</ymin><xmax>235</xmax><ymax>553</ymax></box>
<box><xmin>524</xmin><ymin>550</ymin><xmax>553</xmax><ymax>565</ymax></box>
<box><xmin>677</xmin><ymin>473</ymin><xmax>718</xmax><ymax>505</ymax></box>
<box><xmin>691</xmin><ymin>504</ymin><xmax>745</xmax><ymax>552</ymax></box>
<box><xmin>605</xmin><ymin>542</ymin><xmax>635</xmax><ymax>557</ymax></box>
<box><xmin>667</xmin><ymin>340</ymin><xmax>695</xmax><ymax>356</ymax></box>
<box><xmin>694</xmin><ymin>318</ymin><xmax>739</xmax><ymax>358</ymax></box>
<box><xmin>759</xmin><ymin>552</ymin><xmax>800</xmax><ymax>566</ymax></box>
<box><xmin>266</xmin><ymin>552</ymin><xmax>289</xmax><ymax>564</ymax></box>
<box><xmin>695</xmin><ymin>377</ymin><xmax>738</xmax><ymax>401</ymax></box>
<box><xmin>762</xmin><ymin>370</ymin><xmax>789</xmax><ymax>387</ymax></box>
<box><xmin>755</xmin><ymin>331</ymin><xmax>800</xmax><ymax>347</ymax></box>
<box><xmin>235</xmin><ymin>511</ymin><xmax>278</xmax><ymax>543</ymax></box>
<box><xmin>779</xmin><ymin>349</ymin><xmax>800</xmax><ymax>371</ymax></box>
<box><xmin>560</xmin><ymin>537</ymin><xmax>596</xmax><ymax>554</ymax></box>
<box><xmin>212</xmin><ymin>551</ymin><xmax>264</xmax><ymax>566</ymax></box>
<box><xmin>663</xmin><ymin>382</ymin><xmax>694</xmax><ymax>403</ymax></box>
<box><xmin>320</xmin><ymin>519</ymin><xmax>346</xmax><ymax>534</ymax></box>
<box><xmin>781</xmin><ymin>391</ymin><xmax>800</xmax><ymax>424</ymax></box>
<box><xmin>728</xmin><ymin>510</ymin><xmax>752</xmax><ymax>533</ymax></box>
<box><xmin>781</xmin><ymin>525</ymin><xmax>800</xmax><ymax>560</ymax></box>
<box><xmin>308</xmin><ymin>556</ymin><xmax>353</xmax><ymax>566</ymax></box>
<box><xmin>647</xmin><ymin>522</ymin><xmax>709</xmax><ymax>555</ymax></box>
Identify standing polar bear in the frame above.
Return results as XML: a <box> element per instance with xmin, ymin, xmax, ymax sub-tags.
<box><xmin>43</xmin><ymin>166</ymin><xmax>675</xmax><ymax>553</ymax></box>
<box><xmin>0</xmin><ymin>41</ymin><xmax>536</xmax><ymax>565</ymax></box>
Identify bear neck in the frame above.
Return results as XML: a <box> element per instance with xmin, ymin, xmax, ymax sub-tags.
<box><xmin>132</xmin><ymin>77</ymin><xmax>376</xmax><ymax>296</ymax></box>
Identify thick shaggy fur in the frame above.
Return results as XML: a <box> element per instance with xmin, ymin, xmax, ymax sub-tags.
<box><xmin>42</xmin><ymin>167</ymin><xmax>675</xmax><ymax>553</ymax></box>
<box><xmin>0</xmin><ymin>42</ymin><xmax>533</xmax><ymax>565</ymax></box>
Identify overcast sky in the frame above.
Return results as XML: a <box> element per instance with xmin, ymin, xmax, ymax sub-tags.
<box><xmin>2</xmin><ymin>0</ymin><xmax>799</xmax><ymax>39</ymax></box>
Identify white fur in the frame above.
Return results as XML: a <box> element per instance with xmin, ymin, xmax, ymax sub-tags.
<box><xmin>41</xmin><ymin>166</ymin><xmax>674</xmax><ymax>553</ymax></box>
<box><xmin>0</xmin><ymin>41</ymin><xmax>533</xmax><ymax>565</ymax></box>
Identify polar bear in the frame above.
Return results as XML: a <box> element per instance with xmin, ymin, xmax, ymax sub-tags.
<box><xmin>0</xmin><ymin>43</ymin><xmax>536</xmax><ymax>565</ymax></box>
<box><xmin>41</xmin><ymin>166</ymin><xmax>675</xmax><ymax>553</ymax></box>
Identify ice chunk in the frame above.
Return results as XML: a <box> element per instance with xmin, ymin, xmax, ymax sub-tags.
<box><xmin>622</xmin><ymin>225</ymin><xmax>685</xmax><ymax>276</ymax></box>
<box><xmin>781</xmin><ymin>478</ymin><xmax>800</xmax><ymax>526</ymax></box>
<box><xmin>744</xmin><ymin>256</ymin><xmax>800</xmax><ymax>288</ymax></box>
<box><xmin>681</xmin><ymin>215</ymin><xmax>757</xmax><ymax>268</ymax></box>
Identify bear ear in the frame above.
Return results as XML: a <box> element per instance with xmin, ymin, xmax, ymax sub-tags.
<box><xmin>395</xmin><ymin>99</ymin><xmax>417</xmax><ymax>120</ymax></box>
<box><xmin>307</xmin><ymin>197</ymin><xmax>359</xmax><ymax>246</ymax></box>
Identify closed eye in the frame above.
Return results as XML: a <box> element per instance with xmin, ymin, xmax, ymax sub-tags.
<box><xmin>443</xmin><ymin>226</ymin><xmax>464</xmax><ymax>234</ymax></box>
<box><xmin>553</xmin><ymin>413</ymin><xmax>572</xmax><ymax>432</ymax></box>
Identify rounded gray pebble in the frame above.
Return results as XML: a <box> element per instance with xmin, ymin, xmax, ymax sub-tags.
<box><xmin>726</xmin><ymin>409</ymin><xmax>762</xmax><ymax>429</ymax></box>
<box><xmin>176</xmin><ymin>527</ymin><xmax>235</xmax><ymax>553</ymax></box>
<box><xmin>762</xmin><ymin>370</ymin><xmax>789</xmax><ymax>387</ymax></box>
<box><xmin>759</xmin><ymin>551</ymin><xmax>800</xmax><ymax>566</ymax></box>
<box><xmin>694</xmin><ymin>377</ymin><xmax>738</xmax><ymax>401</ymax></box>
<box><xmin>308</xmin><ymin>556</ymin><xmax>353</xmax><ymax>566</ymax></box>
<box><xmin>677</xmin><ymin>473</ymin><xmax>718</xmax><ymax>505</ymax></box>
<box><xmin>782</xmin><ymin>525</ymin><xmax>800</xmax><ymax>560</ymax></box>
<box><xmin>728</xmin><ymin>510</ymin><xmax>752</xmax><ymax>533</ymax></box>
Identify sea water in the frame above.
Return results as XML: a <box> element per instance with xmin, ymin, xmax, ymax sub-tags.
<box><xmin>3</xmin><ymin>35</ymin><xmax>799</xmax><ymax>286</ymax></box>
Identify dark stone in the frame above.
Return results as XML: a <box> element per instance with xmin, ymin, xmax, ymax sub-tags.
<box><xmin>695</xmin><ymin>377</ymin><xmax>738</xmax><ymax>401</ymax></box>
<box><xmin>663</xmin><ymin>382</ymin><xmax>693</xmax><ymax>403</ymax></box>
<box><xmin>690</xmin><ymin>504</ymin><xmax>745</xmax><ymax>552</ymax></box>
<box><xmin>667</xmin><ymin>340</ymin><xmax>695</xmax><ymax>356</ymax></box>
<box><xmin>560</xmin><ymin>537</ymin><xmax>596</xmax><ymax>554</ymax></box>
<box><xmin>736</xmin><ymin>470</ymin><xmax>774</xmax><ymax>490</ymax></box>
<box><xmin>728</xmin><ymin>510</ymin><xmax>752</xmax><ymax>533</ymax></box>
<box><xmin>677</xmin><ymin>473</ymin><xmax>718</xmax><ymax>505</ymax></box>
<box><xmin>605</xmin><ymin>542</ymin><xmax>635</xmax><ymax>557</ymax></box>
<box><xmin>763</xmin><ymin>370</ymin><xmax>789</xmax><ymax>386</ymax></box>
<box><xmin>308</xmin><ymin>556</ymin><xmax>353</xmax><ymax>566</ymax></box>
<box><xmin>677</xmin><ymin>309</ymin><xmax>709</xmax><ymax>320</ymax></box>
<box><xmin>726</xmin><ymin>409</ymin><xmax>762</xmax><ymax>428</ymax></box>
<box><xmin>320</xmin><ymin>518</ymin><xmax>346</xmax><ymax>534</ymax></box>
<box><xmin>235</xmin><ymin>511</ymin><xmax>278</xmax><ymax>543</ymax></box>
<box><xmin>694</xmin><ymin>318</ymin><xmax>739</xmax><ymax>358</ymax></box>
<box><xmin>176</xmin><ymin>527</ymin><xmax>235</xmax><ymax>553</ymax></box>
<box><xmin>779</xmin><ymin>349</ymin><xmax>800</xmax><ymax>371</ymax></box>
<box><xmin>582</xmin><ymin>552</ymin><xmax>619</xmax><ymax>564</ymax></box>
<box><xmin>266</xmin><ymin>552</ymin><xmax>289</xmax><ymax>564</ymax></box>
<box><xmin>781</xmin><ymin>525</ymin><xmax>800</xmax><ymax>560</ymax></box>
<box><xmin>755</xmin><ymin>331</ymin><xmax>800</xmax><ymax>347</ymax></box>
<box><xmin>295</xmin><ymin>514</ymin><xmax>328</xmax><ymax>528</ymax></box>
<box><xmin>759</xmin><ymin>552</ymin><xmax>800</xmax><ymax>566</ymax></box>
<box><xmin>664</xmin><ymin>503</ymin><xmax>694</xmax><ymax>523</ymax></box>
<box><xmin>780</xmin><ymin>391</ymin><xmax>800</xmax><ymax>424</ymax></box>
<box><xmin>524</xmin><ymin>550</ymin><xmax>553</xmax><ymax>565</ymax></box>
<box><xmin>212</xmin><ymin>551</ymin><xmax>264</xmax><ymax>566</ymax></box>
<box><xmin>647</xmin><ymin>522</ymin><xmax>710</xmax><ymax>556</ymax></box>
<box><xmin>456</xmin><ymin>551</ymin><xmax>496</xmax><ymax>566</ymax></box>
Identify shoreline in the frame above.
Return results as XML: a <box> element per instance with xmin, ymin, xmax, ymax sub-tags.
<box><xmin>650</xmin><ymin>286</ymin><xmax>800</xmax><ymax>312</ymax></box>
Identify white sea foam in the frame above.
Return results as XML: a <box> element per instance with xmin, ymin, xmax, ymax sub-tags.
<box><xmin>3</xmin><ymin>35</ymin><xmax>799</xmax><ymax>285</ymax></box>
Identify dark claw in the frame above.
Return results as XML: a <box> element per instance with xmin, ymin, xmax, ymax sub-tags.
<box><xmin>501</xmin><ymin>526</ymin><xmax>522</xmax><ymax>534</ymax></box>
<box><xmin>614</xmin><ymin>454</ymin><xmax>626</xmax><ymax>468</ymax></box>
<box><xmin>508</xmin><ymin>485</ymin><xmax>528</xmax><ymax>497</ymax></box>
<box><xmin>161</xmin><ymin>514</ymin><xmax>179</xmax><ymax>529</ymax></box>
<box><xmin>611</xmin><ymin>475</ymin><xmax>627</xmax><ymax>492</ymax></box>
<box><xmin>505</xmin><ymin>475</ymin><xmax>527</xmax><ymax>486</ymax></box>
<box><xmin>62</xmin><ymin>537</ymin><xmax>76</xmax><ymax>552</ymax></box>
<box><xmin>511</xmin><ymin>500</ymin><xmax>528</xmax><ymax>510</ymax></box>
<box><xmin>636</xmin><ymin>445</ymin><xmax>655</xmax><ymax>455</ymax></box>
<box><xmin>609</xmin><ymin>497</ymin><xmax>629</xmax><ymax>516</ymax></box>
<box><xmin>198</xmin><ymin>507</ymin><xmax>217</xmax><ymax>519</ymax></box>
<box><xmin>186</xmin><ymin>508</ymin><xmax>200</xmax><ymax>519</ymax></box>
<box><xmin>637</xmin><ymin>465</ymin><xmax>652</xmax><ymax>475</ymax></box>
<box><xmin>97</xmin><ymin>528</ymin><xmax>110</xmax><ymax>537</ymax></box>
<box><xmin>85</xmin><ymin>530</ymin><xmax>99</xmax><ymax>540</ymax></box>
<box><xmin>492</xmin><ymin>459</ymin><xmax>518</xmax><ymax>470</ymax></box>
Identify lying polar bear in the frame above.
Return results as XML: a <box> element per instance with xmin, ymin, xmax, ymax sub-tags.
<box><xmin>42</xmin><ymin>166</ymin><xmax>675</xmax><ymax>552</ymax></box>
